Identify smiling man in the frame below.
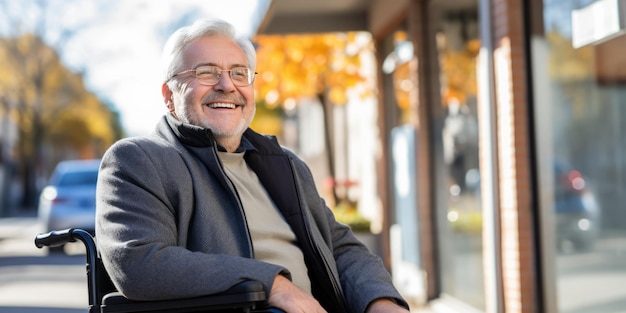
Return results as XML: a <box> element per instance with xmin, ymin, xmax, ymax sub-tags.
<box><xmin>162</xmin><ymin>34</ymin><xmax>255</xmax><ymax>152</ymax></box>
<box><xmin>96</xmin><ymin>18</ymin><xmax>410</xmax><ymax>313</ymax></box>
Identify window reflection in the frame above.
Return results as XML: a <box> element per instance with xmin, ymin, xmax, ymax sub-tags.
<box><xmin>434</xmin><ymin>6</ymin><xmax>484</xmax><ymax>310</ymax></box>
<box><xmin>534</xmin><ymin>0</ymin><xmax>626</xmax><ymax>312</ymax></box>
<box><xmin>384</xmin><ymin>30</ymin><xmax>414</xmax><ymax>125</ymax></box>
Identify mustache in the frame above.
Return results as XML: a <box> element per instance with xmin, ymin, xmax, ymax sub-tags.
<box><xmin>201</xmin><ymin>93</ymin><xmax>246</xmax><ymax>106</ymax></box>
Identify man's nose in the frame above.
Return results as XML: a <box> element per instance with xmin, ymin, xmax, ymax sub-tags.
<box><xmin>213</xmin><ymin>72</ymin><xmax>236</xmax><ymax>91</ymax></box>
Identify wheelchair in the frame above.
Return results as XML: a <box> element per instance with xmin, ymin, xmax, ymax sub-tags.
<box><xmin>35</xmin><ymin>228</ymin><xmax>285</xmax><ymax>313</ymax></box>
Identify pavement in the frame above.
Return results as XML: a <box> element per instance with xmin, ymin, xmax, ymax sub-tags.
<box><xmin>0</xmin><ymin>214</ymin><xmax>87</xmax><ymax>312</ymax></box>
<box><xmin>0</xmin><ymin>216</ymin><xmax>41</xmax><ymax>254</ymax></box>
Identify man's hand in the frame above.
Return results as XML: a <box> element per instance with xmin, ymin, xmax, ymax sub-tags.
<box><xmin>269</xmin><ymin>275</ymin><xmax>327</xmax><ymax>313</ymax></box>
<box><xmin>366</xmin><ymin>298</ymin><xmax>411</xmax><ymax>313</ymax></box>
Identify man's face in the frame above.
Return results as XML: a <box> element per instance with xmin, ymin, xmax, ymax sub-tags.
<box><xmin>165</xmin><ymin>35</ymin><xmax>255</xmax><ymax>140</ymax></box>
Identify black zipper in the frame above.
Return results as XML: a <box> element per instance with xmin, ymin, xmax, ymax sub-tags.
<box><xmin>287</xmin><ymin>156</ymin><xmax>347</xmax><ymax>311</ymax></box>
<box><xmin>208</xmin><ymin>135</ymin><xmax>255</xmax><ymax>259</ymax></box>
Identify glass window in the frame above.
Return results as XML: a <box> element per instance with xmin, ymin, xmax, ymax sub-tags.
<box><xmin>382</xmin><ymin>22</ymin><xmax>426</xmax><ymax>306</ymax></box>
<box><xmin>532</xmin><ymin>0</ymin><xmax>626</xmax><ymax>312</ymax></box>
<box><xmin>431</xmin><ymin>2</ymin><xmax>485</xmax><ymax>310</ymax></box>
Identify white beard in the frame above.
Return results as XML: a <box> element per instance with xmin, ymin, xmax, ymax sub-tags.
<box><xmin>178</xmin><ymin>104</ymin><xmax>255</xmax><ymax>140</ymax></box>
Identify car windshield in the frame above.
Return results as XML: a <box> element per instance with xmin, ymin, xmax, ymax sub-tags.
<box><xmin>56</xmin><ymin>170</ymin><xmax>99</xmax><ymax>187</ymax></box>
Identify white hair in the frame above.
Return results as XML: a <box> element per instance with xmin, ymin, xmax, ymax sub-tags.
<box><xmin>161</xmin><ymin>18</ymin><xmax>256</xmax><ymax>84</ymax></box>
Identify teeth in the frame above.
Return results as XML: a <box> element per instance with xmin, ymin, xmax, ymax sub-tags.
<box><xmin>208</xmin><ymin>102</ymin><xmax>236</xmax><ymax>109</ymax></box>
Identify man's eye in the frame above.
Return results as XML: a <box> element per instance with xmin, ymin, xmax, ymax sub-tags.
<box><xmin>231</xmin><ymin>69</ymin><xmax>247</xmax><ymax>79</ymax></box>
<box><xmin>196</xmin><ymin>70</ymin><xmax>212</xmax><ymax>76</ymax></box>
<box><xmin>196</xmin><ymin>67</ymin><xmax>218</xmax><ymax>76</ymax></box>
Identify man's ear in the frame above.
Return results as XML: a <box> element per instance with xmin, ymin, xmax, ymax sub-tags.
<box><xmin>162</xmin><ymin>83</ymin><xmax>175</xmax><ymax>113</ymax></box>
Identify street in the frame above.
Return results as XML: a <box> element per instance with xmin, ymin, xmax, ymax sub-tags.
<box><xmin>0</xmin><ymin>217</ymin><xmax>87</xmax><ymax>313</ymax></box>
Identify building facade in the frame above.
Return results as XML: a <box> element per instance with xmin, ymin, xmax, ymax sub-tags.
<box><xmin>260</xmin><ymin>0</ymin><xmax>626</xmax><ymax>312</ymax></box>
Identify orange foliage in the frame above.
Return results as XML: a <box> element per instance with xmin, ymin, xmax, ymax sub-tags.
<box><xmin>0</xmin><ymin>35</ymin><xmax>121</xmax><ymax>155</ymax></box>
<box><xmin>439</xmin><ymin>39</ymin><xmax>480</xmax><ymax>105</ymax></box>
<box><xmin>253</xmin><ymin>32</ymin><xmax>372</xmax><ymax>107</ymax></box>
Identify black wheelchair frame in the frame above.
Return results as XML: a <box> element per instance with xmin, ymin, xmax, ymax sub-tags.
<box><xmin>34</xmin><ymin>228</ymin><xmax>284</xmax><ymax>313</ymax></box>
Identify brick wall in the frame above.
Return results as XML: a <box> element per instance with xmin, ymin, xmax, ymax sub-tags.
<box><xmin>491</xmin><ymin>0</ymin><xmax>539</xmax><ymax>312</ymax></box>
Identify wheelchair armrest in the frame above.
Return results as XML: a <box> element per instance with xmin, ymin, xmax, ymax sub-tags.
<box><xmin>100</xmin><ymin>280</ymin><xmax>268</xmax><ymax>313</ymax></box>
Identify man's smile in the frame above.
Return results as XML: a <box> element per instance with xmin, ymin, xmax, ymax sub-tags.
<box><xmin>208</xmin><ymin>102</ymin><xmax>238</xmax><ymax>109</ymax></box>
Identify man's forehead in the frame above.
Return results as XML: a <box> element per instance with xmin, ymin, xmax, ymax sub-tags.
<box><xmin>182</xmin><ymin>36</ymin><xmax>247</xmax><ymax>65</ymax></box>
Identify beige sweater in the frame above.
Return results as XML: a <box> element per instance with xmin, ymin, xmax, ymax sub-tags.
<box><xmin>218</xmin><ymin>151</ymin><xmax>311</xmax><ymax>294</ymax></box>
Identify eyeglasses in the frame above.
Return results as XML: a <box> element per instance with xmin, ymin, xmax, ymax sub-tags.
<box><xmin>170</xmin><ymin>65</ymin><xmax>256</xmax><ymax>87</ymax></box>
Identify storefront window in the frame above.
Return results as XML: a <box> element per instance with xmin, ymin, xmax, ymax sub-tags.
<box><xmin>381</xmin><ymin>24</ymin><xmax>427</xmax><ymax>306</ymax></box>
<box><xmin>432</xmin><ymin>3</ymin><xmax>485</xmax><ymax>310</ymax></box>
<box><xmin>532</xmin><ymin>0</ymin><xmax>626</xmax><ymax>311</ymax></box>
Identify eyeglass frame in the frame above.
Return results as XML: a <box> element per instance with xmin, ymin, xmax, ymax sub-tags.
<box><xmin>168</xmin><ymin>65</ymin><xmax>257</xmax><ymax>87</ymax></box>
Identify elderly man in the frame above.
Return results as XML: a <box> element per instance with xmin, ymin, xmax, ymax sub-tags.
<box><xmin>96</xmin><ymin>18</ymin><xmax>410</xmax><ymax>313</ymax></box>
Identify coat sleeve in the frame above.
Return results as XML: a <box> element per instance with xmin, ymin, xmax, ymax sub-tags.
<box><xmin>95</xmin><ymin>138</ymin><xmax>285</xmax><ymax>301</ymax></box>
<box><xmin>327</xmin><ymin>208</ymin><xmax>410</xmax><ymax>312</ymax></box>
<box><xmin>288</xmin><ymin>152</ymin><xmax>410</xmax><ymax>312</ymax></box>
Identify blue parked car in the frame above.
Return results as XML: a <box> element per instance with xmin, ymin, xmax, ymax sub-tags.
<box><xmin>37</xmin><ymin>159</ymin><xmax>101</xmax><ymax>254</ymax></box>
<box><xmin>554</xmin><ymin>161</ymin><xmax>600</xmax><ymax>252</ymax></box>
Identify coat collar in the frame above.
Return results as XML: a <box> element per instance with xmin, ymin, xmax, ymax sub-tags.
<box><xmin>161</xmin><ymin>113</ymin><xmax>276</xmax><ymax>154</ymax></box>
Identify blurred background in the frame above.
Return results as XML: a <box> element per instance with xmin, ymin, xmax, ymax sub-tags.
<box><xmin>1</xmin><ymin>0</ymin><xmax>626</xmax><ymax>313</ymax></box>
<box><xmin>0</xmin><ymin>0</ymin><xmax>272</xmax><ymax>214</ymax></box>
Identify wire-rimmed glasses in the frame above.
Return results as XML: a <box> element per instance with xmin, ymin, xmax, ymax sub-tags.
<box><xmin>170</xmin><ymin>65</ymin><xmax>256</xmax><ymax>86</ymax></box>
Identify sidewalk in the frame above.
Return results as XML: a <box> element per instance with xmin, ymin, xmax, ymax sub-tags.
<box><xmin>0</xmin><ymin>216</ymin><xmax>39</xmax><ymax>239</ymax></box>
<box><xmin>0</xmin><ymin>216</ymin><xmax>42</xmax><ymax>257</ymax></box>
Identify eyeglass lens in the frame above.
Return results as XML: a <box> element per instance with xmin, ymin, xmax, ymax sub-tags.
<box><xmin>195</xmin><ymin>65</ymin><xmax>254</xmax><ymax>86</ymax></box>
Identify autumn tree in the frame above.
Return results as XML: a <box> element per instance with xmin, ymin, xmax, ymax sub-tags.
<box><xmin>0</xmin><ymin>0</ymin><xmax>123</xmax><ymax>213</ymax></box>
<box><xmin>0</xmin><ymin>34</ymin><xmax>123</xmax><ymax>213</ymax></box>
<box><xmin>253</xmin><ymin>32</ymin><xmax>373</xmax><ymax>205</ymax></box>
<box><xmin>438</xmin><ymin>37</ymin><xmax>480</xmax><ymax>105</ymax></box>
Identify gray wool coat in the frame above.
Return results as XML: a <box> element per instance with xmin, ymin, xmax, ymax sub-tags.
<box><xmin>95</xmin><ymin>113</ymin><xmax>408</xmax><ymax>313</ymax></box>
